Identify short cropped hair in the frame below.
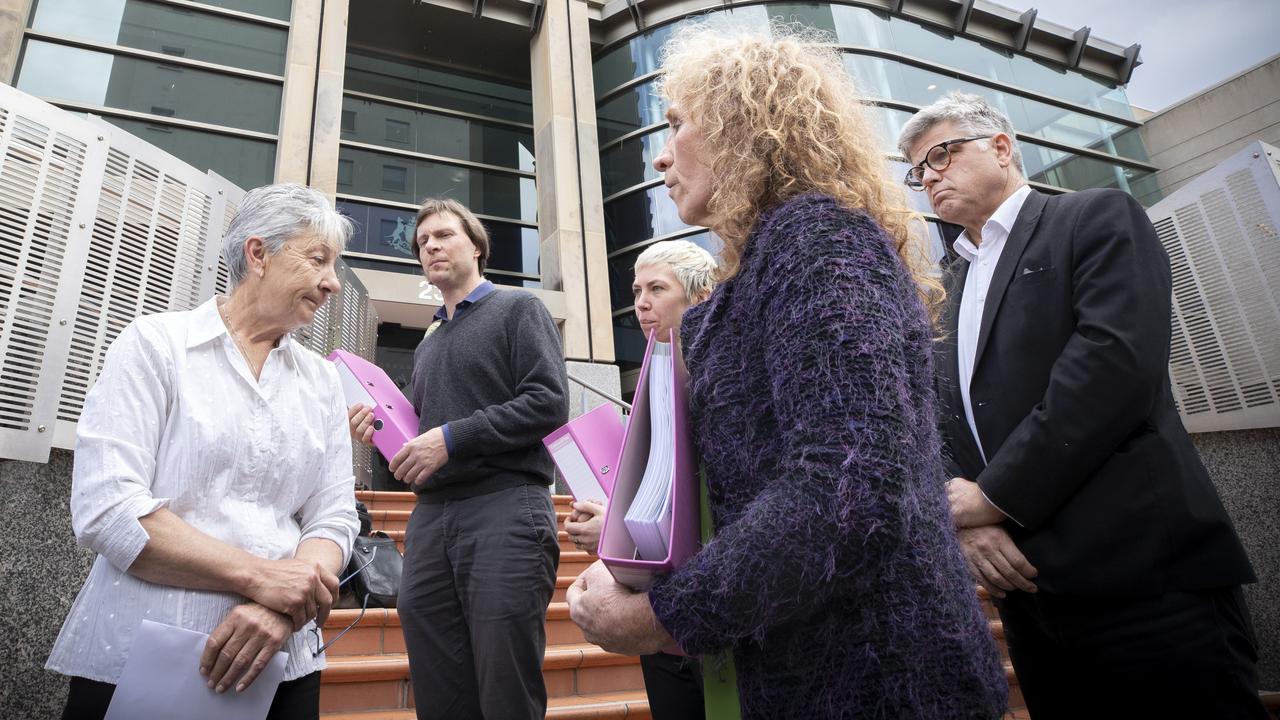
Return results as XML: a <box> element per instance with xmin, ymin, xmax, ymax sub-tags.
<box><xmin>634</xmin><ymin>240</ymin><xmax>717</xmax><ymax>303</ymax></box>
<box><xmin>222</xmin><ymin>183</ymin><xmax>353</xmax><ymax>287</ymax></box>
<box><xmin>414</xmin><ymin>198</ymin><xmax>490</xmax><ymax>275</ymax></box>
<box><xmin>896</xmin><ymin>91</ymin><xmax>1024</xmax><ymax>175</ymax></box>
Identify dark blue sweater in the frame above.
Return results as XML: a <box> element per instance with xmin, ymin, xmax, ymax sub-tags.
<box><xmin>648</xmin><ymin>194</ymin><xmax>1008</xmax><ymax>718</ymax></box>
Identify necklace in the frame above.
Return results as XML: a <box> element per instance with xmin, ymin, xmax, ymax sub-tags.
<box><xmin>220</xmin><ymin>302</ymin><xmax>262</xmax><ymax>378</ymax></box>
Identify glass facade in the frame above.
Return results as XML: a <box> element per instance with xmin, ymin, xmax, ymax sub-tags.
<box><xmin>338</xmin><ymin>49</ymin><xmax>538</xmax><ymax>289</ymax></box>
<box><xmin>593</xmin><ymin>2</ymin><xmax>1158</xmax><ymax>364</ymax></box>
<box><xmin>28</xmin><ymin>0</ymin><xmax>287</xmax><ymax>74</ymax></box>
<box><xmin>4</xmin><ymin>0</ymin><xmax>1157</xmax><ymax>363</ymax></box>
<box><xmin>14</xmin><ymin>0</ymin><xmax>287</xmax><ymax>189</ymax></box>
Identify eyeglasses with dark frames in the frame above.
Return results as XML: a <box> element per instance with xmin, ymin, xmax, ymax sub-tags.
<box><xmin>903</xmin><ymin>135</ymin><xmax>992</xmax><ymax>190</ymax></box>
<box><xmin>308</xmin><ymin>546</ymin><xmax>379</xmax><ymax>657</ymax></box>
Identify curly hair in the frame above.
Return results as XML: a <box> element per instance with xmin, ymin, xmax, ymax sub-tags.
<box><xmin>658</xmin><ymin>22</ymin><xmax>942</xmax><ymax>319</ymax></box>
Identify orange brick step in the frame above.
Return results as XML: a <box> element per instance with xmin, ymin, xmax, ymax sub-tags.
<box><xmin>322</xmin><ymin>604</ymin><xmax>587</xmax><ymax>659</ymax></box>
<box><xmin>364</xmin><ymin>509</ymin><xmax>579</xmax><ymax>552</ymax></box>
<box><xmin>354</xmin><ymin>492</ymin><xmax>1020</xmax><ymax>716</ymax></box>
<box><xmin>319</xmin><ymin>645</ymin><xmax>644</xmax><ymax>714</ymax></box>
<box><xmin>359</xmin><ymin>493</ymin><xmax>585</xmax><ymax>555</ymax></box>
<box><xmin>319</xmin><ymin>689</ymin><xmax>651</xmax><ymax>719</ymax></box>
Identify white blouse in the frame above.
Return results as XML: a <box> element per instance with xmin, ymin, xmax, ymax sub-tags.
<box><xmin>46</xmin><ymin>297</ymin><xmax>359</xmax><ymax>683</ymax></box>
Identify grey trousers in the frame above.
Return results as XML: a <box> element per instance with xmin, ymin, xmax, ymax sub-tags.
<box><xmin>400</xmin><ymin>483</ymin><xmax>560</xmax><ymax>720</ymax></box>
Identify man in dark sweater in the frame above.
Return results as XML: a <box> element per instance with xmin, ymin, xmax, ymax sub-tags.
<box><xmin>350</xmin><ymin>198</ymin><xmax>568</xmax><ymax>720</ymax></box>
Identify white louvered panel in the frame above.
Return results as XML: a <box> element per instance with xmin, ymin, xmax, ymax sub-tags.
<box><xmin>1223</xmin><ymin>169</ymin><xmax>1280</xmax><ymax>402</ymax></box>
<box><xmin>0</xmin><ymin>85</ymin><xmax>107</xmax><ymax>462</ymax></box>
<box><xmin>52</xmin><ymin>118</ymin><xmax>224</xmax><ymax>445</ymax></box>
<box><xmin>1171</xmin><ymin>203</ymin><xmax>1240</xmax><ymax>413</ymax></box>
<box><xmin>1155</xmin><ymin>216</ymin><xmax>1211</xmax><ymax>417</ymax></box>
<box><xmin>1147</xmin><ymin>140</ymin><xmax>1280</xmax><ymax>432</ymax></box>
<box><xmin>206</xmin><ymin>172</ymin><xmax>246</xmax><ymax>299</ymax></box>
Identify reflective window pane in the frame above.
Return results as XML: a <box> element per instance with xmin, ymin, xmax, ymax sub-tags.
<box><xmin>103</xmin><ymin>117</ymin><xmax>275</xmax><ymax>188</ymax></box>
<box><xmin>190</xmin><ymin>0</ymin><xmax>290</xmax><ymax>21</ymax></box>
<box><xmin>601</xmin><ymin>127</ymin><xmax>667</xmax><ymax>196</ymax></box>
<box><xmin>844</xmin><ymin>53</ymin><xmax>1143</xmax><ymax>163</ymax></box>
<box><xmin>597</xmin><ymin>79</ymin><xmax>665</xmax><ymax>145</ymax></box>
<box><xmin>17</xmin><ymin>39</ymin><xmax>282</xmax><ymax>133</ymax></box>
<box><xmin>338</xmin><ymin>147</ymin><xmax>536</xmax><ymax>223</ymax></box>
<box><xmin>341</xmin><ymin>96</ymin><xmax>534</xmax><ymax>171</ymax></box>
<box><xmin>866</xmin><ymin>105</ymin><xmax>914</xmax><ymax>155</ymax></box>
<box><xmin>596</xmin><ymin>4</ymin><xmax>1134</xmax><ymax>125</ymax></box>
<box><xmin>1020</xmin><ymin>143</ymin><xmax>1156</xmax><ymax>194</ymax></box>
<box><xmin>345</xmin><ymin>50</ymin><xmax>532</xmax><ymax>125</ymax></box>
<box><xmin>29</xmin><ymin>0</ymin><xmax>287</xmax><ymax>75</ymax></box>
<box><xmin>1010</xmin><ymin>55</ymin><xmax>1133</xmax><ymax>120</ymax></box>
<box><xmin>342</xmin><ymin>255</ymin><xmax>540</xmax><ymax>289</ymax></box>
<box><xmin>593</xmin><ymin>23</ymin><xmax>676</xmax><ymax>96</ymax></box>
<box><xmin>338</xmin><ymin>198</ymin><xmax>539</xmax><ymax>276</ymax></box>
<box><xmin>603</xmin><ymin>184</ymin><xmax>692</xmax><ymax>253</ymax></box>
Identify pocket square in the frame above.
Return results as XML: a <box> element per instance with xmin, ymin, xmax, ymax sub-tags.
<box><xmin>1022</xmin><ymin>266</ymin><xmax>1047</xmax><ymax>275</ymax></box>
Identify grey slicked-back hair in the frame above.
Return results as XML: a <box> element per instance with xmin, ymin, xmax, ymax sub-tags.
<box><xmin>635</xmin><ymin>239</ymin><xmax>718</xmax><ymax>303</ymax></box>
<box><xmin>897</xmin><ymin>92</ymin><xmax>1024</xmax><ymax>176</ymax></box>
<box><xmin>222</xmin><ymin>183</ymin><xmax>353</xmax><ymax>287</ymax></box>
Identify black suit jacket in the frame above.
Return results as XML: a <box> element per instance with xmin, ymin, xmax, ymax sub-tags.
<box><xmin>937</xmin><ymin>188</ymin><xmax>1255</xmax><ymax>596</ymax></box>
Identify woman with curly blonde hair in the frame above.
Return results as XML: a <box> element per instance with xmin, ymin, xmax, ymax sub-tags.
<box><xmin>567</xmin><ymin>23</ymin><xmax>1007</xmax><ymax>718</ymax></box>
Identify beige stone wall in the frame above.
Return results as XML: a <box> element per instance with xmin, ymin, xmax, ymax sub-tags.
<box><xmin>531</xmin><ymin>0</ymin><xmax>614</xmax><ymax>362</ymax></box>
<box><xmin>0</xmin><ymin>0</ymin><xmax>32</xmax><ymax>84</ymax></box>
<box><xmin>308</xmin><ymin>0</ymin><xmax>350</xmax><ymax>197</ymax></box>
<box><xmin>276</xmin><ymin>0</ymin><xmax>350</xmax><ymax>191</ymax></box>
<box><xmin>1140</xmin><ymin>56</ymin><xmax>1280</xmax><ymax>198</ymax></box>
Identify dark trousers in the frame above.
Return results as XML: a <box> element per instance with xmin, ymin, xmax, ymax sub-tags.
<box><xmin>997</xmin><ymin>586</ymin><xmax>1265</xmax><ymax>720</ymax></box>
<box><xmin>61</xmin><ymin>671</ymin><xmax>321</xmax><ymax>720</ymax></box>
<box><xmin>399</xmin><ymin>484</ymin><xmax>559</xmax><ymax>720</ymax></box>
<box><xmin>640</xmin><ymin>652</ymin><xmax>704</xmax><ymax>720</ymax></box>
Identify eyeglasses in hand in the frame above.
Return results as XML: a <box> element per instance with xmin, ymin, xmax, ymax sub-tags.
<box><xmin>308</xmin><ymin>546</ymin><xmax>378</xmax><ymax>657</ymax></box>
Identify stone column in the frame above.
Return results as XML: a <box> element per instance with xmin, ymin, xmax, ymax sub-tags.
<box><xmin>531</xmin><ymin>0</ymin><xmax>615</xmax><ymax>362</ymax></box>
<box><xmin>0</xmin><ymin>0</ymin><xmax>32</xmax><ymax>85</ymax></box>
<box><xmin>307</xmin><ymin>0</ymin><xmax>350</xmax><ymax>197</ymax></box>
<box><xmin>275</xmin><ymin>0</ymin><xmax>321</xmax><ymax>184</ymax></box>
<box><xmin>276</xmin><ymin>0</ymin><xmax>349</xmax><ymax>190</ymax></box>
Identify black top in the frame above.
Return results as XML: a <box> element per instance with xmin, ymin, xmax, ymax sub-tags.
<box><xmin>937</xmin><ymin>188</ymin><xmax>1255</xmax><ymax>595</ymax></box>
<box><xmin>411</xmin><ymin>288</ymin><xmax>568</xmax><ymax>500</ymax></box>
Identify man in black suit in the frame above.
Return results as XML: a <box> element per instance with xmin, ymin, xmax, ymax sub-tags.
<box><xmin>897</xmin><ymin>92</ymin><xmax>1264</xmax><ymax>719</ymax></box>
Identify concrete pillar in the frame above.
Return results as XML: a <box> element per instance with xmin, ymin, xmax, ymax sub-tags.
<box><xmin>275</xmin><ymin>0</ymin><xmax>322</xmax><ymax>185</ymax></box>
<box><xmin>0</xmin><ymin>0</ymin><xmax>32</xmax><ymax>85</ymax></box>
<box><xmin>530</xmin><ymin>0</ymin><xmax>614</xmax><ymax>362</ymax></box>
<box><xmin>276</xmin><ymin>0</ymin><xmax>348</xmax><ymax>193</ymax></box>
<box><xmin>308</xmin><ymin>0</ymin><xmax>350</xmax><ymax>197</ymax></box>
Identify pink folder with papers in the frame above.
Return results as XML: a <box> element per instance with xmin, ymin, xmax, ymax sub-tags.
<box><xmin>327</xmin><ymin>349</ymin><xmax>420</xmax><ymax>463</ymax></box>
<box><xmin>543</xmin><ymin>403</ymin><xmax>625</xmax><ymax>503</ymax></box>
<box><xmin>598</xmin><ymin>328</ymin><xmax>699</xmax><ymax>592</ymax></box>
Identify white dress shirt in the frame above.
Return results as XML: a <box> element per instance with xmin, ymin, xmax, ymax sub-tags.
<box><xmin>952</xmin><ymin>185</ymin><xmax>1031</xmax><ymax>465</ymax></box>
<box><xmin>46</xmin><ymin>297</ymin><xmax>359</xmax><ymax>684</ymax></box>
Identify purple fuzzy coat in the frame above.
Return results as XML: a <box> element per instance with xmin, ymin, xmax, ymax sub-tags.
<box><xmin>648</xmin><ymin>194</ymin><xmax>1008</xmax><ymax>719</ymax></box>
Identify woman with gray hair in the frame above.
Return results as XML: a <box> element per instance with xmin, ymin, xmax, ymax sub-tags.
<box><xmin>46</xmin><ymin>183</ymin><xmax>360</xmax><ymax>720</ymax></box>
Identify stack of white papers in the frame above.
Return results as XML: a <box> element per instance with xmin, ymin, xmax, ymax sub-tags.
<box><xmin>624</xmin><ymin>343</ymin><xmax>674</xmax><ymax>561</ymax></box>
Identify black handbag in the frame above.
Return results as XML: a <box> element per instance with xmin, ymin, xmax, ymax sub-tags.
<box><xmin>345</xmin><ymin>531</ymin><xmax>403</xmax><ymax>609</ymax></box>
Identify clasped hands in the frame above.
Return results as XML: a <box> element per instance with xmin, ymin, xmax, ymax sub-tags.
<box><xmin>564</xmin><ymin>500</ymin><xmax>605</xmax><ymax>553</ymax></box>
<box><xmin>348</xmin><ymin>404</ymin><xmax>448</xmax><ymax>489</ymax></box>
<box><xmin>201</xmin><ymin>556</ymin><xmax>339</xmax><ymax>694</ymax></box>
<box><xmin>947</xmin><ymin>477</ymin><xmax>1038</xmax><ymax>599</ymax></box>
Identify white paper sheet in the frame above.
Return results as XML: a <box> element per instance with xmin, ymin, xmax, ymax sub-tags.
<box><xmin>624</xmin><ymin>343</ymin><xmax>675</xmax><ymax>561</ymax></box>
<box><xmin>105</xmin><ymin>619</ymin><xmax>288</xmax><ymax>720</ymax></box>
<box><xmin>549</xmin><ymin>434</ymin><xmax>608</xmax><ymax>502</ymax></box>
